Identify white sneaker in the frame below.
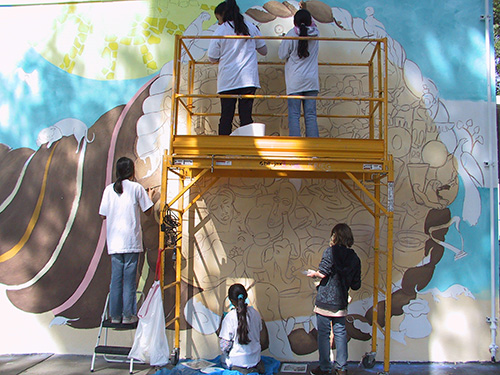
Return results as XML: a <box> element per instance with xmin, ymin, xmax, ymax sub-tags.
<box><xmin>122</xmin><ymin>315</ymin><xmax>138</xmax><ymax>324</ymax></box>
<box><xmin>110</xmin><ymin>317</ymin><xmax>121</xmax><ymax>324</ymax></box>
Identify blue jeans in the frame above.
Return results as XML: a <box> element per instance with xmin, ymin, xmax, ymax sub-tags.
<box><xmin>316</xmin><ymin>313</ymin><xmax>348</xmax><ymax>371</ymax></box>
<box><xmin>109</xmin><ymin>253</ymin><xmax>139</xmax><ymax>319</ymax></box>
<box><xmin>287</xmin><ymin>90</ymin><xmax>319</xmax><ymax>137</ymax></box>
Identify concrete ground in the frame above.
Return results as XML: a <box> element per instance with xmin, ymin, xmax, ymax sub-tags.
<box><xmin>1</xmin><ymin>354</ymin><xmax>499</xmax><ymax>375</ymax></box>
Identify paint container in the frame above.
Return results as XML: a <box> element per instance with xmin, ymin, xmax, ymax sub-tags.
<box><xmin>230</xmin><ymin>123</ymin><xmax>265</xmax><ymax>136</ymax></box>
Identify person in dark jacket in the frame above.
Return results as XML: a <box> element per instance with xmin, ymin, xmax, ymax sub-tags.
<box><xmin>307</xmin><ymin>223</ymin><xmax>361</xmax><ymax>375</ymax></box>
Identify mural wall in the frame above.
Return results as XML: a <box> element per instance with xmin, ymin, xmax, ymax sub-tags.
<box><xmin>0</xmin><ymin>0</ymin><xmax>497</xmax><ymax>363</ymax></box>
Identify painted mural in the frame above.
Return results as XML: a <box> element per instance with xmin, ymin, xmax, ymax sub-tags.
<box><xmin>0</xmin><ymin>0</ymin><xmax>497</xmax><ymax>363</ymax></box>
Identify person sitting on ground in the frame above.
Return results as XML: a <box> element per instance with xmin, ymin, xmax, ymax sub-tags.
<box><xmin>219</xmin><ymin>283</ymin><xmax>265</xmax><ymax>374</ymax></box>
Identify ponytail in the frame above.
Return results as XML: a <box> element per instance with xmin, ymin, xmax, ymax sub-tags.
<box><xmin>228</xmin><ymin>283</ymin><xmax>250</xmax><ymax>345</ymax></box>
<box><xmin>223</xmin><ymin>0</ymin><xmax>249</xmax><ymax>36</ymax></box>
<box><xmin>236</xmin><ymin>295</ymin><xmax>250</xmax><ymax>345</ymax></box>
<box><xmin>297</xmin><ymin>23</ymin><xmax>309</xmax><ymax>58</ymax></box>
<box><xmin>294</xmin><ymin>9</ymin><xmax>312</xmax><ymax>59</ymax></box>
<box><xmin>113</xmin><ymin>157</ymin><xmax>135</xmax><ymax>194</ymax></box>
<box><xmin>113</xmin><ymin>178</ymin><xmax>124</xmax><ymax>194</ymax></box>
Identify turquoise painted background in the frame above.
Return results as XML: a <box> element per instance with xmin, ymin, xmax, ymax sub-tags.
<box><xmin>425</xmin><ymin>183</ymin><xmax>499</xmax><ymax>297</ymax></box>
<box><xmin>0</xmin><ymin>48</ymin><xmax>151</xmax><ymax>149</ymax></box>
<box><xmin>238</xmin><ymin>0</ymin><xmax>490</xmax><ymax>101</ymax></box>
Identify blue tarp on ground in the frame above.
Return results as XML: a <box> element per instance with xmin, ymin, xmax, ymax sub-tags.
<box><xmin>154</xmin><ymin>356</ymin><xmax>281</xmax><ymax>375</ymax></box>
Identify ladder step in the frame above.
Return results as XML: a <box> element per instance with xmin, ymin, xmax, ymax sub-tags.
<box><xmin>102</xmin><ymin>320</ymin><xmax>138</xmax><ymax>329</ymax></box>
<box><xmin>94</xmin><ymin>345</ymin><xmax>131</xmax><ymax>356</ymax></box>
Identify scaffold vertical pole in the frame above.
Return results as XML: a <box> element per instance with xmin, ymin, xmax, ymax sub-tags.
<box><xmin>187</xmin><ymin>59</ymin><xmax>195</xmax><ymax>135</ymax></box>
<box><xmin>159</xmin><ymin>153</ymin><xmax>168</xmax><ymax>294</ymax></box>
<box><xmin>372</xmin><ymin>177</ymin><xmax>381</xmax><ymax>353</ymax></box>
<box><xmin>383</xmin><ymin>37</ymin><xmax>389</xmax><ymax>161</ymax></box>
<box><xmin>384</xmin><ymin>176</ymin><xmax>395</xmax><ymax>373</ymax></box>
<box><xmin>174</xmin><ymin>175</ymin><xmax>184</xmax><ymax>351</ymax></box>
<box><xmin>369</xmin><ymin>51</ymin><xmax>374</xmax><ymax>139</ymax></box>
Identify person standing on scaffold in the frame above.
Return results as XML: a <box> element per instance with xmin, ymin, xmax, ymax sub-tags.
<box><xmin>208</xmin><ymin>0</ymin><xmax>268</xmax><ymax>135</ymax></box>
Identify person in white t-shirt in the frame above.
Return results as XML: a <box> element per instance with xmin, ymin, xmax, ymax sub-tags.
<box><xmin>219</xmin><ymin>283</ymin><xmax>265</xmax><ymax>374</ymax></box>
<box><xmin>278</xmin><ymin>7</ymin><xmax>320</xmax><ymax>137</ymax></box>
<box><xmin>208</xmin><ymin>0</ymin><xmax>268</xmax><ymax>135</ymax></box>
<box><xmin>99</xmin><ymin>157</ymin><xmax>154</xmax><ymax>324</ymax></box>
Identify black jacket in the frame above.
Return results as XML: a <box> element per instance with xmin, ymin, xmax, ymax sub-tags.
<box><xmin>314</xmin><ymin>244</ymin><xmax>361</xmax><ymax>311</ymax></box>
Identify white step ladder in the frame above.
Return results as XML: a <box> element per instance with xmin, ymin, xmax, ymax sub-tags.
<box><xmin>90</xmin><ymin>292</ymin><xmax>144</xmax><ymax>373</ymax></box>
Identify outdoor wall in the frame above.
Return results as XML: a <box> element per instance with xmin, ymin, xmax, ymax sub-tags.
<box><xmin>0</xmin><ymin>0</ymin><xmax>498</xmax><ymax>364</ymax></box>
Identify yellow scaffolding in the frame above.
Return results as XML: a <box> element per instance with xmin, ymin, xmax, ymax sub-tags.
<box><xmin>159</xmin><ymin>34</ymin><xmax>395</xmax><ymax>374</ymax></box>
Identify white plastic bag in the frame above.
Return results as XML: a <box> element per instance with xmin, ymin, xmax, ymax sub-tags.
<box><xmin>128</xmin><ymin>280</ymin><xmax>170</xmax><ymax>366</ymax></box>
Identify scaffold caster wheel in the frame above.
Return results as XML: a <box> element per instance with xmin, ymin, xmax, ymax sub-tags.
<box><xmin>361</xmin><ymin>352</ymin><xmax>376</xmax><ymax>369</ymax></box>
<box><xmin>170</xmin><ymin>347</ymin><xmax>180</xmax><ymax>365</ymax></box>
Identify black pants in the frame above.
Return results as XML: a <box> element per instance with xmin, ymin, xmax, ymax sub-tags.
<box><xmin>218</xmin><ymin>87</ymin><xmax>257</xmax><ymax>135</ymax></box>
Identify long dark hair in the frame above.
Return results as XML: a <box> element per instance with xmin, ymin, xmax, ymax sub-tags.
<box><xmin>331</xmin><ymin>223</ymin><xmax>354</xmax><ymax>248</ymax></box>
<box><xmin>228</xmin><ymin>283</ymin><xmax>250</xmax><ymax>345</ymax></box>
<box><xmin>215</xmin><ymin>1</ymin><xmax>226</xmax><ymax>19</ymax></box>
<box><xmin>223</xmin><ymin>0</ymin><xmax>249</xmax><ymax>36</ymax></box>
<box><xmin>294</xmin><ymin>9</ymin><xmax>312</xmax><ymax>58</ymax></box>
<box><xmin>113</xmin><ymin>157</ymin><xmax>134</xmax><ymax>194</ymax></box>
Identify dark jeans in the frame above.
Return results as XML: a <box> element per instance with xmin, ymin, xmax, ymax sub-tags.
<box><xmin>218</xmin><ymin>87</ymin><xmax>257</xmax><ymax>135</ymax></box>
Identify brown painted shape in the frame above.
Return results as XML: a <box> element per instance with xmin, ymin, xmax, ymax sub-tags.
<box><xmin>289</xmin><ymin>327</ymin><xmax>318</xmax><ymax>355</ymax></box>
<box><xmin>0</xmin><ymin>145</ymin><xmax>34</xmax><ymax>203</ymax></box>
<box><xmin>3</xmin><ymin>106</ymin><xmax>124</xmax><ymax>312</ymax></box>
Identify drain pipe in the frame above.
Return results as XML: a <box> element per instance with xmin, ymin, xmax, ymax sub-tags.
<box><xmin>482</xmin><ymin>0</ymin><xmax>498</xmax><ymax>362</ymax></box>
